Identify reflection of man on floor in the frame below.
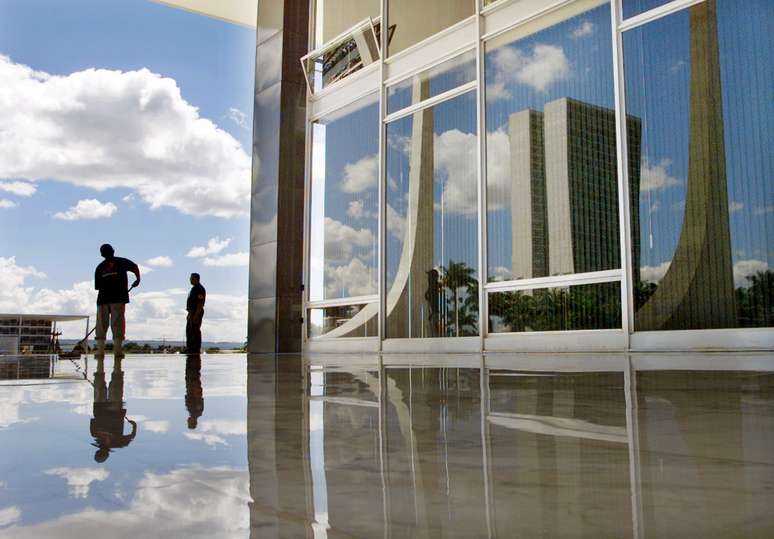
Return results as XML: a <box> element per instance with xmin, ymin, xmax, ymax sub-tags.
<box><xmin>185</xmin><ymin>354</ymin><xmax>204</xmax><ymax>429</ymax></box>
<box><xmin>91</xmin><ymin>356</ymin><xmax>137</xmax><ymax>462</ymax></box>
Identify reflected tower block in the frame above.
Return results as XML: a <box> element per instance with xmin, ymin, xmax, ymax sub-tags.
<box><xmin>636</xmin><ymin>0</ymin><xmax>736</xmax><ymax>330</ymax></box>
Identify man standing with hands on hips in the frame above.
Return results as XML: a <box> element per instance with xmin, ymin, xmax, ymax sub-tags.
<box><xmin>186</xmin><ymin>273</ymin><xmax>206</xmax><ymax>354</ymax></box>
<box><xmin>94</xmin><ymin>244</ymin><xmax>140</xmax><ymax>358</ymax></box>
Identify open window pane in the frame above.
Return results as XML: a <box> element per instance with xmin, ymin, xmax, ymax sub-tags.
<box><xmin>304</xmin><ymin>21</ymin><xmax>380</xmax><ymax>93</ymax></box>
<box><xmin>624</xmin><ymin>0</ymin><xmax>774</xmax><ymax>330</ymax></box>
<box><xmin>314</xmin><ymin>0</ymin><xmax>380</xmax><ymax>49</ymax></box>
<box><xmin>385</xmin><ymin>91</ymin><xmax>479</xmax><ymax>338</ymax></box>
<box><xmin>309</xmin><ymin>95</ymin><xmax>379</xmax><ymax>304</ymax></box>
<box><xmin>388</xmin><ymin>0</ymin><xmax>475</xmax><ymax>56</ymax></box>
<box><xmin>488</xmin><ymin>282</ymin><xmax>622</xmax><ymax>333</ymax></box>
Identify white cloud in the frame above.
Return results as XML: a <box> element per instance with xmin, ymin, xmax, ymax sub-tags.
<box><xmin>202</xmin><ymin>252</ymin><xmax>249</xmax><ymax>267</ymax></box>
<box><xmin>669</xmin><ymin>60</ymin><xmax>687</xmax><ymax>73</ymax></box>
<box><xmin>198</xmin><ymin>419</ymin><xmax>246</xmax><ymax>436</ymax></box>
<box><xmin>734</xmin><ymin>259</ymin><xmax>769</xmax><ymax>287</ymax></box>
<box><xmin>753</xmin><ymin>205</ymin><xmax>774</xmax><ymax>216</ymax></box>
<box><xmin>340</xmin><ymin>154</ymin><xmax>378</xmax><ymax>193</ymax></box>
<box><xmin>187</xmin><ymin>236</ymin><xmax>232</xmax><ymax>257</ymax></box>
<box><xmin>5</xmin><ymin>466</ymin><xmax>249</xmax><ymax>537</ymax></box>
<box><xmin>226</xmin><ymin>107</ymin><xmax>249</xmax><ymax>130</ymax></box>
<box><xmin>325</xmin><ymin>258</ymin><xmax>376</xmax><ymax>298</ymax></box>
<box><xmin>137</xmin><ymin>264</ymin><xmax>154</xmax><ymax>275</ymax></box>
<box><xmin>45</xmin><ymin>467</ymin><xmax>109</xmax><ymax>499</ymax></box>
<box><xmin>0</xmin><ymin>506</ymin><xmax>21</xmax><ymax>527</ymax></box>
<box><xmin>184</xmin><ymin>432</ymin><xmax>228</xmax><ymax>446</ymax></box>
<box><xmin>142</xmin><ymin>420</ymin><xmax>170</xmax><ymax>433</ymax></box>
<box><xmin>145</xmin><ymin>255</ymin><xmax>173</xmax><ymax>268</ymax></box>
<box><xmin>0</xmin><ymin>55</ymin><xmax>251</xmax><ymax>219</ymax></box>
<box><xmin>435</xmin><ymin>129</ymin><xmax>478</xmax><ymax>216</ymax></box>
<box><xmin>729</xmin><ymin>201</ymin><xmax>744</xmax><ymax>214</ymax></box>
<box><xmin>0</xmin><ymin>257</ymin><xmax>247</xmax><ymax>341</ymax></box>
<box><xmin>53</xmin><ymin>199</ymin><xmax>117</xmax><ymax>221</ymax></box>
<box><xmin>0</xmin><ymin>180</ymin><xmax>36</xmax><ymax>196</ymax></box>
<box><xmin>0</xmin><ymin>199</ymin><xmax>17</xmax><ymax>209</ymax></box>
<box><xmin>346</xmin><ymin>200</ymin><xmax>376</xmax><ymax>220</ymax></box>
<box><xmin>323</xmin><ymin>217</ymin><xmax>375</xmax><ymax>265</ymax></box>
<box><xmin>640</xmin><ymin>261</ymin><xmax>671</xmax><ymax>284</ymax></box>
<box><xmin>386</xmin><ymin>203</ymin><xmax>405</xmax><ymax>240</ymax></box>
<box><xmin>491</xmin><ymin>266</ymin><xmax>512</xmax><ymax>282</ymax></box>
<box><xmin>571</xmin><ymin>21</ymin><xmax>594</xmax><ymax>38</ymax></box>
<box><xmin>488</xmin><ymin>44</ymin><xmax>570</xmax><ymax>98</ymax></box>
<box><xmin>640</xmin><ymin>158</ymin><xmax>681</xmax><ymax>192</ymax></box>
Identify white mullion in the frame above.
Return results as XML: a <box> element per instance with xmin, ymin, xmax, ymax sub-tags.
<box><xmin>383</xmin><ymin>44</ymin><xmax>477</xmax><ymax>88</ymax></box>
<box><xmin>618</xmin><ymin>0</ymin><xmax>706</xmax><ymax>31</ymax></box>
<box><xmin>378</xmin><ymin>0</ymin><xmax>388</xmax><ymax>352</ymax></box>
<box><xmin>475</xmin><ymin>0</ymin><xmax>488</xmax><ymax>348</ymax></box>
<box><xmin>383</xmin><ymin>14</ymin><xmax>478</xmax><ymax>66</ymax></box>
<box><xmin>383</xmin><ymin>81</ymin><xmax>477</xmax><ymax>124</ymax></box>
<box><xmin>611</xmin><ymin>0</ymin><xmax>634</xmax><ymax>348</ymax></box>
<box><xmin>301</xmin><ymin>0</ymin><xmax>316</xmax><ymax>349</ymax></box>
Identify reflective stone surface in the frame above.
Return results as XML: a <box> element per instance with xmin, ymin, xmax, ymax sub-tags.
<box><xmin>1</xmin><ymin>353</ymin><xmax>773</xmax><ymax>538</ymax></box>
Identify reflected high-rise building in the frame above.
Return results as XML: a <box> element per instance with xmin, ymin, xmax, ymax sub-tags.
<box><xmin>508</xmin><ymin>98</ymin><xmax>641</xmax><ymax>281</ymax></box>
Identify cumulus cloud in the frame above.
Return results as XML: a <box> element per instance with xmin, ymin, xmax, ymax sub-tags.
<box><xmin>640</xmin><ymin>261</ymin><xmax>671</xmax><ymax>284</ymax></box>
<box><xmin>184</xmin><ymin>432</ymin><xmax>228</xmax><ymax>446</ymax></box>
<box><xmin>571</xmin><ymin>21</ymin><xmax>595</xmax><ymax>38</ymax></box>
<box><xmin>0</xmin><ymin>257</ymin><xmax>247</xmax><ymax>341</ymax></box>
<box><xmin>488</xmin><ymin>44</ymin><xmax>570</xmax><ymax>98</ymax></box>
<box><xmin>640</xmin><ymin>158</ymin><xmax>681</xmax><ymax>192</ymax></box>
<box><xmin>0</xmin><ymin>199</ymin><xmax>17</xmax><ymax>209</ymax></box>
<box><xmin>729</xmin><ymin>201</ymin><xmax>744</xmax><ymax>214</ymax></box>
<box><xmin>346</xmin><ymin>200</ymin><xmax>376</xmax><ymax>220</ymax></box>
<box><xmin>386</xmin><ymin>203</ymin><xmax>405</xmax><ymax>240</ymax></box>
<box><xmin>490</xmin><ymin>266</ymin><xmax>513</xmax><ymax>282</ymax></box>
<box><xmin>187</xmin><ymin>236</ymin><xmax>232</xmax><ymax>257</ymax></box>
<box><xmin>435</xmin><ymin>129</ymin><xmax>478</xmax><ymax>217</ymax></box>
<box><xmin>734</xmin><ymin>259</ymin><xmax>769</xmax><ymax>287</ymax></box>
<box><xmin>0</xmin><ymin>55</ymin><xmax>251</xmax><ymax>218</ymax></box>
<box><xmin>45</xmin><ymin>467</ymin><xmax>109</xmax><ymax>499</ymax></box>
<box><xmin>324</xmin><ymin>217</ymin><xmax>375</xmax><ymax>265</ymax></box>
<box><xmin>202</xmin><ymin>252</ymin><xmax>248</xmax><ymax>267</ymax></box>
<box><xmin>340</xmin><ymin>154</ymin><xmax>378</xmax><ymax>193</ymax></box>
<box><xmin>5</xmin><ymin>466</ymin><xmax>249</xmax><ymax>537</ymax></box>
<box><xmin>145</xmin><ymin>256</ymin><xmax>173</xmax><ymax>268</ymax></box>
<box><xmin>53</xmin><ymin>199</ymin><xmax>117</xmax><ymax>221</ymax></box>
<box><xmin>325</xmin><ymin>258</ymin><xmax>377</xmax><ymax>298</ymax></box>
<box><xmin>0</xmin><ymin>180</ymin><xmax>36</xmax><ymax>196</ymax></box>
<box><xmin>0</xmin><ymin>506</ymin><xmax>21</xmax><ymax>527</ymax></box>
<box><xmin>198</xmin><ymin>419</ymin><xmax>247</xmax><ymax>436</ymax></box>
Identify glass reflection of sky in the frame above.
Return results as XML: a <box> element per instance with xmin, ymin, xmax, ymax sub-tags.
<box><xmin>0</xmin><ymin>356</ymin><xmax>249</xmax><ymax>536</ymax></box>
<box><xmin>310</xmin><ymin>95</ymin><xmax>380</xmax><ymax>302</ymax></box>
<box><xmin>386</xmin><ymin>90</ymin><xmax>479</xmax><ymax>289</ymax></box>
<box><xmin>624</xmin><ymin>0</ymin><xmax>774</xmax><ymax>287</ymax></box>
<box><xmin>484</xmin><ymin>4</ymin><xmax>615</xmax><ymax>281</ymax></box>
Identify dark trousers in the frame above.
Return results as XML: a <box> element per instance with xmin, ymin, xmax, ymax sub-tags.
<box><xmin>186</xmin><ymin>316</ymin><xmax>202</xmax><ymax>353</ymax></box>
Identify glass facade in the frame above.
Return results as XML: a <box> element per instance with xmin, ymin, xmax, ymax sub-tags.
<box><xmin>624</xmin><ymin>0</ymin><xmax>774</xmax><ymax>331</ymax></box>
<box><xmin>386</xmin><ymin>91</ymin><xmax>479</xmax><ymax>338</ymax></box>
<box><xmin>297</xmin><ymin>0</ymin><xmax>773</xmax><ymax>348</ymax></box>
<box><xmin>313</xmin><ymin>0</ymin><xmax>380</xmax><ymax>49</ymax></box>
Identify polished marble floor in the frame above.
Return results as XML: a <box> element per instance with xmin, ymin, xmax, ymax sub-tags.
<box><xmin>0</xmin><ymin>352</ymin><xmax>772</xmax><ymax>538</ymax></box>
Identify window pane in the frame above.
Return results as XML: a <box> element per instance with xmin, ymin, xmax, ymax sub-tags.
<box><xmin>309</xmin><ymin>95</ymin><xmax>379</xmax><ymax>303</ymax></box>
<box><xmin>388</xmin><ymin>0</ymin><xmax>475</xmax><ymax>56</ymax></box>
<box><xmin>304</xmin><ymin>22</ymin><xmax>380</xmax><ymax>93</ymax></box>
<box><xmin>488</xmin><ymin>282</ymin><xmax>622</xmax><ymax>333</ymax></box>
<box><xmin>314</xmin><ymin>0</ymin><xmax>380</xmax><ymax>49</ymax></box>
<box><xmin>624</xmin><ymin>0</ymin><xmax>774</xmax><ymax>330</ymax></box>
<box><xmin>386</xmin><ymin>91</ymin><xmax>479</xmax><ymax>338</ymax></box>
<box><xmin>484</xmin><ymin>3</ymin><xmax>632</xmax><ymax>284</ymax></box>
<box><xmin>622</xmin><ymin>0</ymin><xmax>675</xmax><ymax>19</ymax></box>
<box><xmin>309</xmin><ymin>304</ymin><xmax>378</xmax><ymax>338</ymax></box>
<box><xmin>387</xmin><ymin>49</ymin><xmax>477</xmax><ymax>114</ymax></box>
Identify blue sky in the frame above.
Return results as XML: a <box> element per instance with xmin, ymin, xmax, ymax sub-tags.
<box><xmin>0</xmin><ymin>0</ymin><xmax>256</xmax><ymax>340</ymax></box>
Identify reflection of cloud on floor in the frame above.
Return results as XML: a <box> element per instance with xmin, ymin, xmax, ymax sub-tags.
<box><xmin>6</xmin><ymin>466</ymin><xmax>249</xmax><ymax>537</ymax></box>
<box><xmin>198</xmin><ymin>419</ymin><xmax>246</xmax><ymax>436</ymax></box>
<box><xmin>0</xmin><ymin>506</ymin><xmax>21</xmax><ymax>527</ymax></box>
<box><xmin>184</xmin><ymin>432</ymin><xmax>228</xmax><ymax>446</ymax></box>
<box><xmin>45</xmin><ymin>467</ymin><xmax>109</xmax><ymax>499</ymax></box>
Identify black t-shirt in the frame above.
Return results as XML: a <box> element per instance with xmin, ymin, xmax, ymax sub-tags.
<box><xmin>187</xmin><ymin>283</ymin><xmax>206</xmax><ymax>312</ymax></box>
<box><xmin>95</xmin><ymin>257</ymin><xmax>139</xmax><ymax>305</ymax></box>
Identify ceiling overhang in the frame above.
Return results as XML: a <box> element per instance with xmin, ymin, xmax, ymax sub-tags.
<box><xmin>148</xmin><ymin>0</ymin><xmax>257</xmax><ymax>28</ymax></box>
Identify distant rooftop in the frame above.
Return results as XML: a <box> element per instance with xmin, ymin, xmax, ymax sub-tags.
<box><xmin>0</xmin><ymin>314</ymin><xmax>89</xmax><ymax>322</ymax></box>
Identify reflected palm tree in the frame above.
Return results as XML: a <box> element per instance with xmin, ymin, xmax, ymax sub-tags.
<box><xmin>440</xmin><ymin>260</ymin><xmax>476</xmax><ymax>336</ymax></box>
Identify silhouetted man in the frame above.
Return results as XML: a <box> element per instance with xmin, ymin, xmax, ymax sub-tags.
<box><xmin>186</xmin><ymin>273</ymin><xmax>206</xmax><ymax>354</ymax></box>
<box><xmin>91</xmin><ymin>356</ymin><xmax>137</xmax><ymax>462</ymax></box>
<box><xmin>185</xmin><ymin>354</ymin><xmax>204</xmax><ymax>429</ymax></box>
<box><xmin>94</xmin><ymin>244</ymin><xmax>140</xmax><ymax>358</ymax></box>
